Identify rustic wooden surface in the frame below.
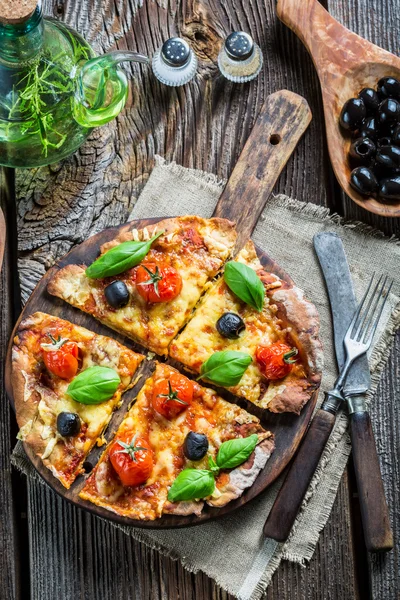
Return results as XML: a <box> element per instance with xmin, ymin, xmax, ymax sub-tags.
<box><xmin>1</xmin><ymin>0</ymin><xmax>399</xmax><ymax>598</ymax></box>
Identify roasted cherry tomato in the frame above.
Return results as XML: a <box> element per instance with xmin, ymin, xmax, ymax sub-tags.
<box><xmin>256</xmin><ymin>342</ymin><xmax>298</xmax><ymax>380</ymax></box>
<box><xmin>109</xmin><ymin>432</ymin><xmax>154</xmax><ymax>487</ymax></box>
<box><xmin>41</xmin><ymin>335</ymin><xmax>79</xmax><ymax>380</ymax></box>
<box><xmin>136</xmin><ymin>262</ymin><xmax>182</xmax><ymax>303</ymax></box>
<box><xmin>152</xmin><ymin>372</ymin><xmax>193</xmax><ymax>419</ymax></box>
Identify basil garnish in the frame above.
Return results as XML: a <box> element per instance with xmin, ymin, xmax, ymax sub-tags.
<box><xmin>67</xmin><ymin>366</ymin><xmax>120</xmax><ymax>404</ymax></box>
<box><xmin>224</xmin><ymin>261</ymin><xmax>265</xmax><ymax>312</ymax></box>
<box><xmin>167</xmin><ymin>469</ymin><xmax>215</xmax><ymax>502</ymax></box>
<box><xmin>168</xmin><ymin>434</ymin><xmax>259</xmax><ymax>502</ymax></box>
<box><xmin>199</xmin><ymin>350</ymin><xmax>252</xmax><ymax>387</ymax></box>
<box><xmin>85</xmin><ymin>231</ymin><xmax>164</xmax><ymax>279</ymax></box>
<box><xmin>216</xmin><ymin>434</ymin><xmax>258</xmax><ymax>470</ymax></box>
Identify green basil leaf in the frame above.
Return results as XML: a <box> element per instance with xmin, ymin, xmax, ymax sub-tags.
<box><xmin>224</xmin><ymin>261</ymin><xmax>265</xmax><ymax>311</ymax></box>
<box><xmin>208</xmin><ymin>455</ymin><xmax>220</xmax><ymax>475</ymax></box>
<box><xmin>216</xmin><ymin>434</ymin><xmax>259</xmax><ymax>470</ymax></box>
<box><xmin>199</xmin><ymin>350</ymin><xmax>252</xmax><ymax>387</ymax></box>
<box><xmin>67</xmin><ymin>366</ymin><xmax>120</xmax><ymax>405</ymax></box>
<box><xmin>85</xmin><ymin>231</ymin><xmax>164</xmax><ymax>279</ymax></box>
<box><xmin>168</xmin><ymin>469</ymin><xmax>215</xmax><ymax>502</ymax></box>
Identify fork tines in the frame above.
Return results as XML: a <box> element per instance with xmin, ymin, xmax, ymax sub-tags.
<box><xmin>349</xmin><ymin>274</ymin><xmax>393</xmax><ymax>346</ymax></box>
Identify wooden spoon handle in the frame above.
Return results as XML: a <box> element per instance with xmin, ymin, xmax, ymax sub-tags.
<box><xmin>213</xmin><ymin>90</ymin><xmax>311</xmax><ymax>250</ymax></box>
<box><xmin>263</xmin><ymin>408</ymin><xmax>335</xmax><ymax>542</ymax></box>
<box><xmin>350</xmin><ymin>410</ymin><xmax>393</xmax><ymax>552</ymax></box>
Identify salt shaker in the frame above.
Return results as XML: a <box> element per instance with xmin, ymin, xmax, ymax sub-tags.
<box><xmin>152</xmin><ymin>37</ymin><xmax>197</xmax><ymax>87</ymax></box>
<box><xmin>218</xmin><ymin>32</ymin><xmax>263</xmax><ymax>83</ymax></box>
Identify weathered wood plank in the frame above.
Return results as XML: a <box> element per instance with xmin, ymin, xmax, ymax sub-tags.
<box><xmin>0</xmin><ymin>168</ymin><xmax>21</xmax><ymax>600</ymax></box>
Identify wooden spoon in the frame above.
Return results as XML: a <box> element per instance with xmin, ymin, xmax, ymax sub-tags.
<box><xmin>277</xmin><ymin>0</ymin><xmax>400</xmax><ymax>217</ymax></box>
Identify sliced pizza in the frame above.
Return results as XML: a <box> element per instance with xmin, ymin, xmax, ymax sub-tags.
<box><xmin>170</xmin><ymin>241</ymin><xmax>323</xmax><ymax>414</ymax></box>
<box><xmin>47</xmin><ymin>216</ymin><xmax>237</xmax><ymax>355</ymax></box>
<box><xmin>79</xmin><ymin>363</ymin><xmax>274</xmax><ymax>520</ymax></box>
<box><xmin>12</xmin><ymin>312</ymin><xmax>144</xmax><ymax>488</ymax></box>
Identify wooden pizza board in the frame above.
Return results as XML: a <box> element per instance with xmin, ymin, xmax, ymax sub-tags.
<box><xmin>5</xmin><ymin>91</ymin><xmax>318</xmax><ymax>529</ymax></box>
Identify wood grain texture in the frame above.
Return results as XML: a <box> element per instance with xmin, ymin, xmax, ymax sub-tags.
<box><xmin>6</xmin><ymin>0</ymin><xmax>381</xmax><ymax>597</ymax></box>
<box><xmin>264</xmin><ymin>408</ymin><xmax>336</xmax><ymax>542</ymax></box>
<box><xmin>277</xmin><ymin>0</ymin><xmax>400</xmax><ymax>218</ymax></box>
<box><xmin>350</xmin><ymin>410</ymin><xmax>393</xmax><ymax>552</ymax></box>
<box><xmin>5</xmin><ymin>217</ymin><xmax>319</xmax><ymax>529</ymax></box>
<box><xmin>213</xmin><ymin>90</ymin><xmax>311</xmax><ymax>249</ymax></box>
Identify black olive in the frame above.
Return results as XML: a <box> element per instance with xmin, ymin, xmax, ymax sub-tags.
<box><xmin>358</xmin><ymin>88</ymin><xmax>380</xmax><ymax>113</ymax></box>
<box><xmin>377</xmin><ymin>136</ymin><xmax>393</xmax><ymax>147</ymax></box>
<box><xmin>104</xmin><ymin>280</ymin><xmax>130</xmax><ymax>308</ymax></box>
<box><xmin>377</xmin><ymin>77</ymin><xmax>400</xmax><ymax>100</ymax></box>
<box><xmin>378</xmin><ymin>98</ymin><xmax>400</xmax><ymax>124</ymax></box>
<box><xmin>375</xmin><ymin>145</ymin><xmax>400</xmax><ymax>169</ymax></box>
<box><xmin>392</xmin><ymin>124</ymin><xmax>400</xmax><ymax>145</ymax></box>
<box><xmin>339</xmin><ymin>98</ymin><xmax>366</xmax><ymax>131</ymax></box>
<box><xmin>57</xmin><ymin>412</ymin><xmax>81</xmax><ymax>437</ymax></box>
<box><xmin>360</xmin><ymin>116</ymin><xmax>379</xmax><ymax>139</ymax></box>
<box><xmin>216</xmin><ymin>312</ymin><xmax>246</xmax><ymax>339</ymax></box>
<box><xmin>349</xmin><ymin>167</ymin><xmax>378</xmax><ymax>196</ymax></box>
<box><xmin>349</xmin><ymin>137</ymin><xmax>376</xmax><ymax>164</ymax></box>
<box><xmin>183</xmin><ymin>432</ymin><xmax>209</xmax><ymax>461</ymax></box>
<box><xmin>378</xmin><ymin>176</ymin><xmax>400</xmax><ymax>201</ymax></box>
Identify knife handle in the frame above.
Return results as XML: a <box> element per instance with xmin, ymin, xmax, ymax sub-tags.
<box><xmin>349</xmin><ymin>409</ymin><xmax>393</xmax><ymax>552</ymax></box>
<box><xmin>263</xmin><ymin>408</ymin><xmax>335</xmax><ymax>541</ymax></box>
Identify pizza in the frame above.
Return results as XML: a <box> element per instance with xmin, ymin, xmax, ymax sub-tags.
<box><xmin>79</xmin><ymin>363</ymin><xmax>274</xmax><ymax>520</ymax></box>
<box><xmin>47</xmin><ymin>216</ymin><xmax>237</xmax><ymax>355</ymax></box>
<box><xmin>170</xmin><ymin>241</ymin><xmax>323</xmax><ymax>414</ymax></box>
<box><xmin>12</xmin><ymin>312</ymin><xmax>144</xmax><ymax>488</ymax></box>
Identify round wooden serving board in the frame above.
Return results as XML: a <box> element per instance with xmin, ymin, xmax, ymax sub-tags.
<box><xmin>6</xmin><ymin>90</ymin><xmax>319</xmax><ymax>528</ymax></box>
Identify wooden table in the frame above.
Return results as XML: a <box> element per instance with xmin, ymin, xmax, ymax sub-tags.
<box><xmin>1</xmin><ymin>1</ymin><xmax>399</xmax><ymax>598</ymax></box>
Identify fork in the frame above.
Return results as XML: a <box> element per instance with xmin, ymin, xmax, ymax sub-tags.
<box><xmin>264</xmin><ymin>275</ymin><xmax>394</xmax><ymax>550</ymax></box>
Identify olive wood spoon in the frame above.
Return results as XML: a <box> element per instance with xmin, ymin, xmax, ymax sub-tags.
<box><xmin>277</xmin><ymin>0</ymin><xmax>400</xmax><ymax>217</ymax></box>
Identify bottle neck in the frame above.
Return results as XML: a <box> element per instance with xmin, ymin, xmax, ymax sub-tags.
<box><xmin>0</xmin><ymin>3</ymin><xmax>44</xmax><ymax>63</ymax></box>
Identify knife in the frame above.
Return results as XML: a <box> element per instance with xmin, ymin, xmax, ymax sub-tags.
<box><xmin>264</xmin><ymin>232</ymin><xmax>393</xmax><ymax>551</ymax></box>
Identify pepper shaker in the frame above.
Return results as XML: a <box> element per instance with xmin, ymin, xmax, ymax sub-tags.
<box><xmin>218</xmin><ymin>32</ymin><xmax>263</xmax><ymax>83</ymax></box>
<box><xmin>152</xmin><ymin>37</ymin><xmax>197</xmax><ymax>87</ymax></box>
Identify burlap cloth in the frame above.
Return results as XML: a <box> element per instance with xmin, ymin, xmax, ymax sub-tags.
<box><xmin>12</xmin><ymin>157</ymin><xmax>400</xmax><ymax>600</ymax></box>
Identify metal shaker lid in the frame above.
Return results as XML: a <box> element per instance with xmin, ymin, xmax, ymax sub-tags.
<box><xmin>225</xmin><ymin>32</ymin><xmax>254</xmax><ymax>61</ymax></box>
<box><xmin>161</xmin><ymin>38</ymin><xmax>191</xmax><ymax>67</ymax></box>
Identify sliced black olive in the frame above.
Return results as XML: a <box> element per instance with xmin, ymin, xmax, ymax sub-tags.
<box><xmin>183</xmin><ymin>432</ymin><xmax>209</xmax><ymax>461</ymax></box>
<box><xmin>349</xmin><ymin>137</ymin><xmax>376</xmax><ymax>164</ymax></box>
<box><xmin>377</xmin><ymin>136</ymin><xmax>393</xmax><ymax>147</ymax></box>
<box><xmin>360</xmin><ymin>116</ymin><xmax>379</xmax><ymax>140</ymax></box>
<box><xmin>216</xmin><ymin>312</ymin><xmax>246</xmax><ymax>339</ymax></box>
<box><xmin>375</xmin><ymin>145</ymin><xmax>400</xmax><ymax>169</ymax></box>
<box><xmin>104</xmin><ymin>280</ymin><xmax>130</xmax><ymax>308</ymax></box>
<box><xmin>378</xmin><ymin>176</ymin><xmax>400</xmax><ymax>201</ymax></box>
<box><xmin>57</xmin><ymin>412</ymin><xmax>81</xmax><ymax>437</ymax></box>
<box><xmin>339</xmin><ymin>98</ymin><xmax>366</xmax><ymax>131</ymax></box>
<box><xmin>377</xmin><ymin>77</ymin><xmax>400</xmax><ymax>100</ymax></box>
<box><xmin>358</xmin><ymin>88</ymin><xmax>380</xmax><ymax>113</ymax></box>
<box><xmin>392</xmin><ymin>124</ymin><xmax>400</xmax><ymax>145</ymax></box>
<box><xmin>378</xmin><ymin>98</ymin><xmax>400</xmax><ymax>124</ymax></box>
<box><xmin>349</xmin><ymin>167</ymin><xmax>378</xmax><ymax>197</ymax></box>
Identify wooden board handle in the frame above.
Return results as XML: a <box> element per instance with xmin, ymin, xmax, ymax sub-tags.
<box><xmin>213</xmin><ymin>90</ymin><xmax>311</xmax><ymax>250</ymax></box>
<box><xmin>350</xmin><ymin>411</ymin><xmax>393</xmax><ymax>552</ymax></box>
<box><xmin>263</xmin><ymin>409</ymin><xmax>335</xmax><ymax>541</ymax></box>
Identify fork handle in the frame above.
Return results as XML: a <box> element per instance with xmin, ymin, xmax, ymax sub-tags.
<box><xmin>349</xmin><ymin>406</ymin><xmax>393</xmax><ymax>552</ymax></box>
<box><xmin>263</xmin><ymin>408</ymin><xmax>336</xmax><ymax>541</ymax></box>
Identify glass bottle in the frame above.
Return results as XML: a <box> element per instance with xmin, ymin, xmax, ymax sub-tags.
<box><xmin>0</xmin><ymin>1</ymin><xmax>148</xmax><ymax>168</ymax></box>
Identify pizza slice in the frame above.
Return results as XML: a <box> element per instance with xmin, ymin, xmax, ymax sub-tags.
<box><xmin>79</xmin><ymin>363</ymin><xmax>274</xmax><ymax>520</ymax></box>
<box><xmin>170</xmin><ymin>241</ymin><xmax>323</xmax><ymax>414</ymax></box>
<box><xmin>47</xmin><ymin>216</ymin><xmax>237</xmax><ymax>355</ymax></box>
<box><xmin>12</xmin><ymin>312</ymin><xmax>144</xmax><ymax>488</ymax></box>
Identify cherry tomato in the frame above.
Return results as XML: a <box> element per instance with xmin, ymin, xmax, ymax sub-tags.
<box><xmin>136</xmin><ymin>262</ymin><xmax>182</xmax><ymax>303</ymax></box>
<box><xmin>256</xmin><ymin>342</ymin><xmax>298</xmax><ymax>380</ymax></box>
<box><xmin>152</xmin><ymin>372</ymin><xmax>193</xmax><ymax>419</ymax></box>
<box><xmin>109</xmin><ymin>432</ymin><xmax>154</xmax><ymax>487</ymax></box>
<box><xmin>42</xmin><ymin>335</ymin><xmax>79</xmax><ymax>380</ymax></box>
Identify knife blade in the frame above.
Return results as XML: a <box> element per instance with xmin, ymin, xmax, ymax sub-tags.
<box><xmin>313</xmin><ymin>232</ymin><xmax>370</xmax><ymax>396</ymax></box>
